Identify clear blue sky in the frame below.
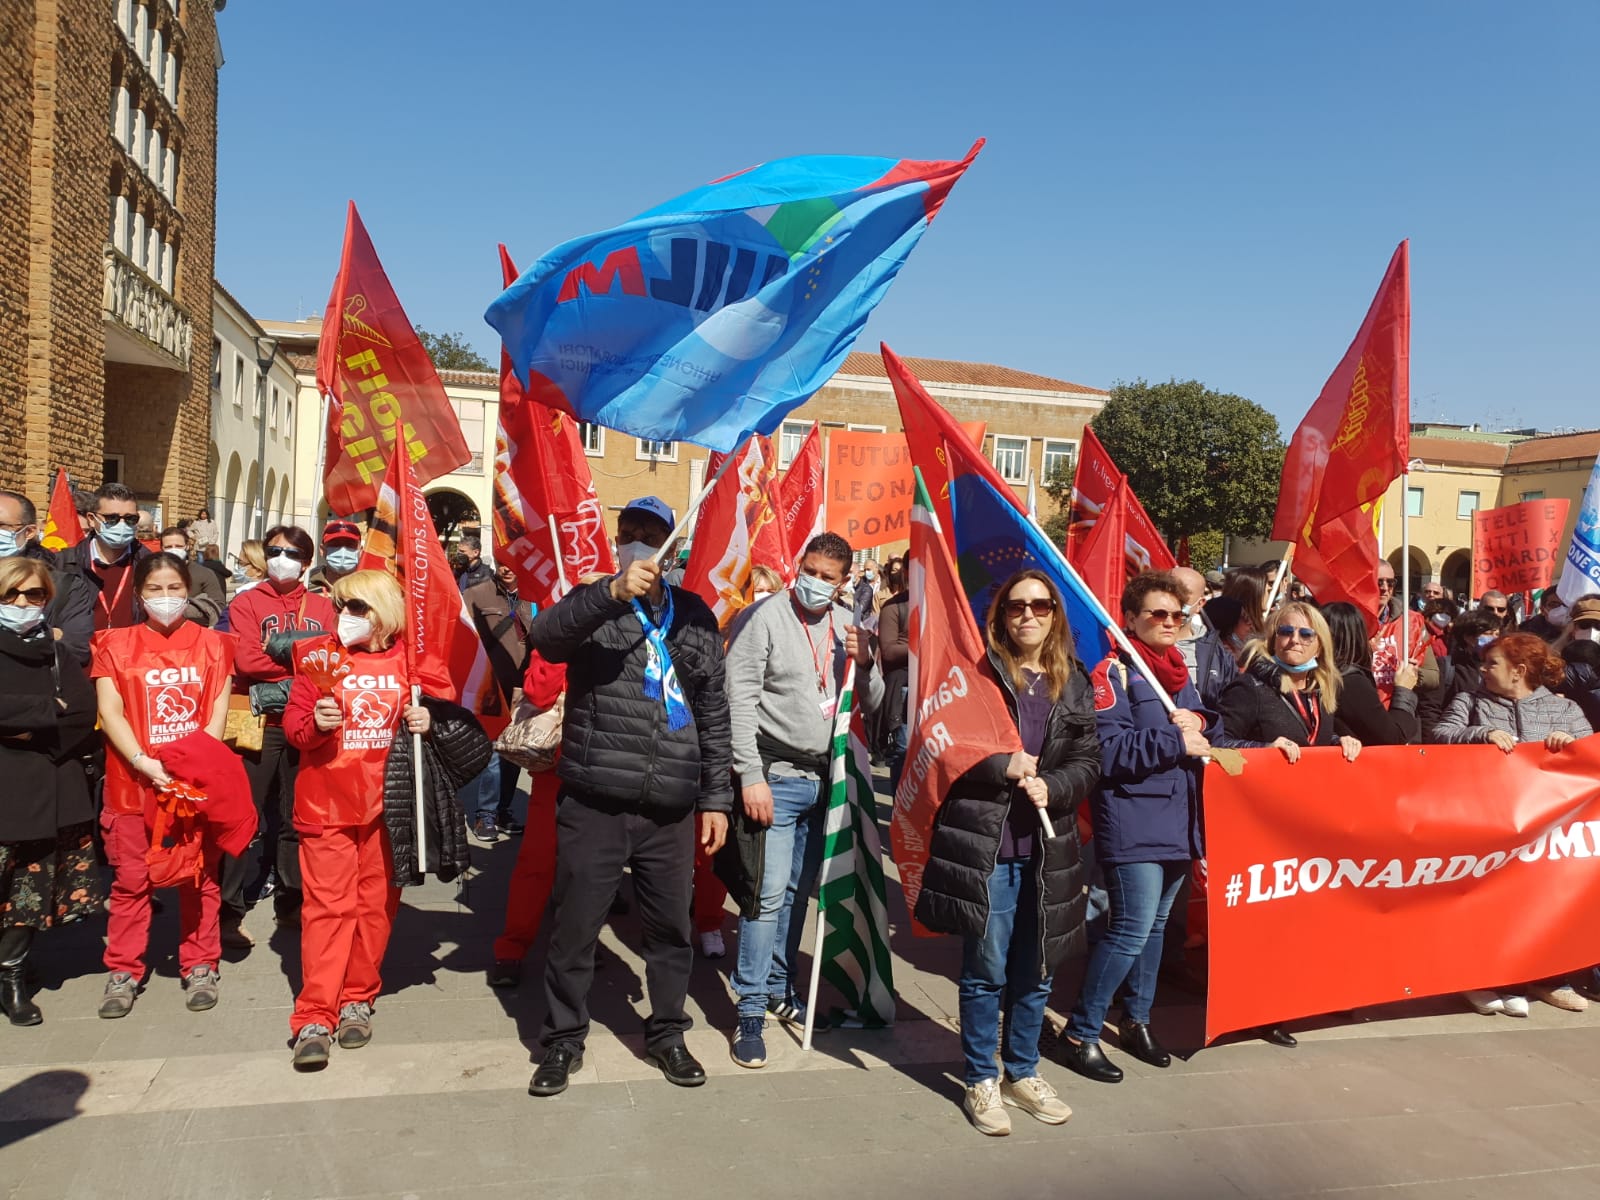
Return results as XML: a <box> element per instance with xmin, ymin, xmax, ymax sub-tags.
<box><xmin>214</xmin><ymin>1</ymin><xmax>1597</xmax><ymax>435</ymax></box>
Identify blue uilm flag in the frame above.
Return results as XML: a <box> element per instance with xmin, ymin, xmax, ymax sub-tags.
<box><xmin>949</xmin><ymin>472</ymin><xmax>1115</xmax><ymax>666</ymax></box>
<box><xmin>484</xmin><ymin>143</ymin><xmax>982</xmax><ymax>454</ymax></box>
<box><xmin>1557</xmin><ymin>454</ymin><xmax>1600</xmax><ymax>601</ymax></box>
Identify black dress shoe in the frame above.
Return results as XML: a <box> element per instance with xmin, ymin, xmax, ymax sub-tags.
<box><xmin>1261</xmin><ymin>1025</ymin><xmax>1298</xmax><ymax>1047</ymax></box>
<box><xmin>529</xmin><ymin>1045</ymin><xmax>584</xmax><ymax>1096</ymax></box>
<box><xmin>647</xmin><ymin>1043</ymin><xmax>707</xmax><ymax>1087</ymax></box>
<box><xmin>1118</xmin><ymin>1020</ymin><xmax>1172</xmax><ymax>1068</ymax></box>
<box><xmin>1057</xmin><ymin>1038</ymin><xmax>1123</xmax><ymax>1084</ymax></box>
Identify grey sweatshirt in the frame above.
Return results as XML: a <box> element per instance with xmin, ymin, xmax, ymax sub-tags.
<box><xmin>725</xmin><ymin>591</ymin><xmax>884</xmax><ymax>787</ymax></box>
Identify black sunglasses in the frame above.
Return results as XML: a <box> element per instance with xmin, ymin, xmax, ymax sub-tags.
<box><xmin>1004</xmin><ymin>598</ymin><xmax>1056</xmax><ymax>619</ymax></box>
<box><xmin>333</xmin><ymin>598</ymin><xmax>371</xmax><ymax>617</ymax></box>
<box><xmin>0</xmin><ymin>587</ymin><xmax>48</xmax><ymax>605</ymax></box>
<box><xmin>265</xmin><ymin>546</ymin><xmax>310</xmax><ymax>562</ymax></box>
<box><xmin>1276</xmin><ymin>625</ymin><xmax>1317</xmax><ymax>642</ymax></box>
<box><xmin>1140</xmin><ymin>608</ymin><xmax>1185</xmax><ymax>625</ymax></box>
<box><xmin>97</xmin><ymin>513</ymin><xmax>141</xmax><ymax>527</ymax></box>
<box><xmin>1575</xmin><ymin>619</ymin><xmax>1600</xmax><ymax>632</ymax></box>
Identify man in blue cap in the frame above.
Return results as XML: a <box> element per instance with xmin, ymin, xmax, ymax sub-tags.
<box><xmin>524</xmin><ymin>496</ymin><xmax>732</xmax><ymax>1096</ymax></box>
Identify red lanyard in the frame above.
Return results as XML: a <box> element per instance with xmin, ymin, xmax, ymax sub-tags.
<box><xmin>1287</xmin><ymin>688</ymin><xmax>1321</xmax><ymax>744</ymax></box>
<box><xmin>794</xmin><ymin>596</ymin><xmax>835</xmax><ymax>695</ymax></box>
<box><xmin>94</xmin><ymin>557</ymin><xmax>135</xmax><ymax>623</ymax></box>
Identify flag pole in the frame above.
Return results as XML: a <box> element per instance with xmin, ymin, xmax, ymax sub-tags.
<box><xmin>548</xmin><ymin>513</ymin><xmax>569</xmax><ymax>592</ymax></box>
<box><xmin>650</xmin><ymin>446</ymin><xmax>741</xmax><ymax>567</ymax></box>
<box><xmin>312</xmin><ymin>392</ymin><xmax>333</xmax><ymax>529</ymax></box>
<box><xmin>410</xmin><ymin>683</ymin><xmax>427</xmax><ymax>879</ymax></box>
<box><xmin>1262</xmin><ymin>543</ymin><xmax>1295</xmax><ymax>619</ymax></box>
<box><xmin>1400</xmin><ymin>465</ymin><xmax>1412</xmax><ymax>662</ymax></box>
<box><xmin>802</xmin><ymin>661</ymin><xmax>857</xmax><ymax>1053</ymax></box>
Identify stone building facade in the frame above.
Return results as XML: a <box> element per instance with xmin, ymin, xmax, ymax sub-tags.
<box><xmin>0</xmin><ymin>0</ymin><xmax>222</xmax><ymax>521</ymax></box>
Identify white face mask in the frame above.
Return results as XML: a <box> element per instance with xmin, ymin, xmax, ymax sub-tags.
<box><xmin>753</xmin><ymin>589</ymin><xmax>775</xmax><ymax>600</ymax></box>
<box><xmin>615</xmin><ymin>540</ymin><xmax>654</xmax><ymax>571</ymax></box>
<box><xmin>267</xmin><ymin>554</ymin><xmax>305</xmax><ymax>583</ymax></box>
<box><xmin>0</xmin><ymin>603</ymin><xmax>45</xmax><ymax>635</ymax></box>
<box><xmin>144</xmin><ymin>595</ymin><xmax>188</xmax><ymax>627</ymax></box>
<box><xmin>337</xmin><ymin>613</ymin><xmax>373</xmax><ymax>648</ymax></box>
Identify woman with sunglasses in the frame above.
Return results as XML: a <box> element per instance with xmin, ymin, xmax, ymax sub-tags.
<box><xmin>221</xmin><ymin>525</ymin><xmax>336</xmax><ymax>948</ymax></box>
<box><xmin>91</xmin><ymin>552</ymin><xmax>234</xmax><ymax>1018</ymax></box>
<box><xmin>916</xmin><ymin>569</ymin><xmax>1099</xmax><ymax>1136</ymax></box>
<box><xmin>1058</xmin><ymin>572</ymin><xmax>1215</xmax><ymax>1084</ymax></box>
<box><xmin>0</xmin><ymin>558</ymin><xmax>101</xmax><ymax>1026</ymax></box>
<box><xmin>282</xmin><ymin>569</ymin><xmax>429</xmax><ymax>1069</ymax></box>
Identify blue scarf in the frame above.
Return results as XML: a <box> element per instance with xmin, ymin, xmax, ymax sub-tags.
<box><xmin>632</xmin><ymin>590</ymin><xmax>692</xmax><ymax>731</ymax></box>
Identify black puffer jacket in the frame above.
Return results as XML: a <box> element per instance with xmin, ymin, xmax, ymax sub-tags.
<box><xmin>529</xmin><ymin>578</ymin><xmax>732</xmax><ymax>815</ymax></box>
<box><xmin>914</xmin><ymin>655</ymin><xmax>1101</xmax><ymax>975</ymax></box>
<box><xmin>383</xmin><ymin>696</ymin><xmax>492</xmax><ymax>885</ymax></box>
<box><xmin>1217</xmin><ymin>657</ymin><xmax>1341</xmax><ymax>748</ymax></box>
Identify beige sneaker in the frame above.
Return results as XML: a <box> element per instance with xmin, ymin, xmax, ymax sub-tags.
<box><xmin>1002</xmin><ymin>1075</ymin><xmax>1073</xmax><ymax>1125</ymax></box>
<box><xmin>1530</xmin><ymin>983</ymin><xmax>1589</xmax><ymax>1012</ymax></box>
<box><xmin>963</xmin><ymin>1078</ymin><xmax>1011</xmax><ymax>1136</ymax></box>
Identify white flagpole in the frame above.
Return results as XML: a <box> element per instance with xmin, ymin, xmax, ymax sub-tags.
<box><xmin>1262</xmin><ymin>543</ymin><xmax>1295</xmax><ymax>619</ymax></box>
<box><xmin>410</xmin><ymin>684</ymin><xmax>427</xmax><ymax>878</ymax></box>
<box><xmin>1026</xmin><ymin>469</ymin><xmax>1038</xmax><ymax>521</ymax></box>
<box><xmin>1400</xmin><ymin>466</ymin><xmax>1412</xmax><ymax>662</ymax></box>
<box><xmin>650</xmin><ymin>446</ymin><xmax>742</xmax><ymax>566</ymax></box>
<box><xmin>802</xmin><ymin>661</ymin><xmax>857</xmax><ymax>1052</ymax></box>
<box><xmin>548</xmin><ymin>513</ymin><xmax>569</xmax><ymax>592</ymax></box>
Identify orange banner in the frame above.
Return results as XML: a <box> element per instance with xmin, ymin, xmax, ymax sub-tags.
<box><xmin>1472</xmin><ymin>498</ymin><xmax>1571</xmax><ymax>594</ymax></box>
<box><xmin>827</xmin><ymin>430</ymin><xmax>914</xmax><ymax>549</ymax></box>
<box><xmin>1203</xmin><ymin>741</ymin><xmax>1600</xmax><ymax>1043</ymax></box>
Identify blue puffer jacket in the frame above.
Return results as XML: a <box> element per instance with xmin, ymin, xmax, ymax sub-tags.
<box><xmin>1088</xmin><ymin>650</ymin><xmax>1216</xmax><ymax>866</ymax></box>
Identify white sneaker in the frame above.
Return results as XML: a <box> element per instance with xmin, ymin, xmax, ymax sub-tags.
<box><xmin>699</xmin><ymin>930</ymin><xmax>726</xmax><ymax>959</ymax></box>
<box><xmin>1001</xmin><ymin>1075</ymin><xmax>1072</xmax><ymax>1125</ymax></box>
<box><xmin>963</xmin><ymin>1078</ymin><xmax>1011</xmax><ymax>1136</ymax></box>
<box><xmin>1464</xmin><ymin>990</ymin><xmax>1505</xmax><ymax>1016</ymax></box>
<box><xmin>1501</xmin><ymin>994</ymin><xmax>1530</xmax><ymax>1018</ymax></box>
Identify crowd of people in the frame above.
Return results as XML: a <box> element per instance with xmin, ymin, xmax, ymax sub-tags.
<box><xmin>2</xmin><ymin>478</ymin><xmax>1597</xmax><ymax>1137</ymax></box>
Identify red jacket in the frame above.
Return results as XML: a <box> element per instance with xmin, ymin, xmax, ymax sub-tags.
<box><xmin>283</xmin><ymin>640</ymin><xmax>408</xmax><ymax>829</ymax></box>
<box><xmin>157</xmin><ymin>731</ymin><xmax>257</xmax><ymax>856</ymax></box>
<box><xmin>522</xmin><ymin>650</ymin><xmax>567</xmax><ymax>711</ymax></box>
<box><xmin>226</xmin><ymin>582</ymin><xmax>336</xmax><ymax>691</ymax></box>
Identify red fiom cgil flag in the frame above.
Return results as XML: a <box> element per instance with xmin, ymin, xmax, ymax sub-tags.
<box><xmin>40</xmin><ymin>467</ymin><xmax>83</xmax><ymax>552</ymax></box>
<box><xmin>1065</xmin><ymin>427</ymin><xmax>1175</xmax><ymax>590</ymax></box>
<box><xmin>492</xmin><ymin>246</ymin><xmax>614</xmax><ymax>610</ymax></box>
<box><xmin>775</xmin><ymin>421</ymin><xmax>823</xmax><ymax>572</ymax></box>
<box><xmin>681</xmin><ymin>435</ymin><xmax>789</xmax><ymax>627</ymax></box>
<box><xmin>316</xmin><ymin>202</ymin><xmax>472</xmax><ymax>515</ymax></box>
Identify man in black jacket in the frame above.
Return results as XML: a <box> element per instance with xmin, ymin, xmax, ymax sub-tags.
<box><xmin>525</xmin><ymin>496</ymin><xmax>732</xmax><ymax>1097</ymax></box>
<box><xmin>0</xmin><ymin>490</ymin><xmax>94</xmax><ymax>666</ymax></box>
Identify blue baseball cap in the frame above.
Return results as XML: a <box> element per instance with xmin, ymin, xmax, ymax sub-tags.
<box><xmin>620</xmin><ymin>496</ymin><xmax>675</xmax><ymax>531</ymax></box>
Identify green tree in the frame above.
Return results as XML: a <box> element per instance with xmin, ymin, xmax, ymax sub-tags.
<box><xmin>416</xmin><ymin>327</ymin><xmax>492</xmax><ymax>372</ymax></box>
<box><xmin>1090</xmin><ymin>379</ymin><xmax>1285</xmax><ymax>542</ymax></box>
<box><xmin>1038</xmin><ymin>456</ymin><xmax>1075</xmax><ymax>546</ymax></box>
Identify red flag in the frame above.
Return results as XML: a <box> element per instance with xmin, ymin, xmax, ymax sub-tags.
<box><xmin>1065</xmin><ymin>427</ymin><xmax>1175</xmax><ymax>581</ymax></box>
<box><xmin>1271</xmin><ymin>241</ymin><xmax>1410</xmax><ymax>626</ymax></box>
<box><xmin>359</xmin><ymin>445</ymin><xmax>504</xmax><ymax>725</ymax></box>
<box><xmin>492</xmin><ymin>246</ymin><xmax>615</xmax><ymax>610</ymax></box>
<box><xmin>893</xmin><ymin>471</ymin><xmax>1024</xmax><ymax>937</ymax></box>
<box><xmin>775</xmin><ymin>421</ymin><xmax>823</xmax><ymax>568</ymax></box>
<box><xmin>1075</xmin><ymin>477</ymin><xmax>1130</xmax><ymax>612</ymax></box>
<box><xmin>40</xmin><ymin>468</ymin><xmax>83</xmax><ymax>553</ymax></box>
<box><xmin>681</xmin><ymin>436</ymin><xmax>788</xmax><ymax>626</ymax></box>
<box><xmin>316</xmin><ymin>202</ymin><xmax>472</xmax><ymax>515</ymax></box>
<box><xmin>884</xmin><ymin>344</ymin><xmax>1024</xmax><ymax>552</ymax></box>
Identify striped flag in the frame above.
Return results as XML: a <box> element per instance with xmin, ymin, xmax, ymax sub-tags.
<box><xmin>815</xmin><ymin>664</ymin><xmax>895</xmax><ymax>1027</ymax></box>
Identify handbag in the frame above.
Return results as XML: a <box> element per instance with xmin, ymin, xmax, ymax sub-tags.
<box><xmin>223</xmin><ymin>693</ymin><xmax>265</xmax><ymax>753</ymax></box>
<box><xmin>494</xmin><ymin>694</ymin><xmax>564</xmax><ymax>773</ymax></box>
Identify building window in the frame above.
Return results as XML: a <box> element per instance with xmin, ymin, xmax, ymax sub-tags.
<box><xmin>1522</xmin><ymin>490</ymin><xmax>1545</xmax><ymax>502</ymax></box>
<box><xmin>270</xmin><ymin>387</ymin><xmax>280</xmax><ymax>432</ymax></box>
<box><xmin>233</xmin><ymin>354</ymin><xmax>245</xmax><ymax>409</ymax></box>
<box><xmin>992</xmin><ymin>435</ymin><xmax>1029</xmax><ymax>484</ymax></box>
<box><xmin>778</xmin><ymin>419</ymin><xmax>809</xmax><ymax>467</ymax></box>
<box><xmin>578</xmin><ymin>422</ymin><xmax>604</xmax><ymax>456</ymax></box>
<box><xmin>637</xmin><ymin>438</ymin><xmax>678</xmax><ymax>462</ymax></box>
<box><xmin>1042</xmin><ymin>438</ymin><xmax>1077</xmax><ymax>483</ymax></box>
<box><xmin>1406</xmin><ymin>486</ymin><xmax>1424</xmax><ymax>518</ymax></box>
<box><xmin>452</xmin><ymin>398</ymin><xmax>484</xmax><ymax>465</ymax></box>
<box><xmin>117</xmin><ymin>0</ymin><xmax>133</xmax><ymax>35</ymax></box>
<box><xmin>846</xmin><ymin>422</ymin><xmax>886</xmax><ymax>433</ymax></box>
<box><xmin>210</xmin><ymin>337</ymin><xmax>222</xmax><ymax>391</ymax></box>
<box><xmin>102</xmin><ymin>455</ymin><xmax>125</xmax><ymax>485</ymax></box>
<box><xmin>284</xmin><ymin>398</ymin><xmax>293</xmax><ymax>443</ymax></box>
<box><xmin>1456</xmin><ymin>490</ymin><xmax>1480</xmax><ymax>520</ymax></box>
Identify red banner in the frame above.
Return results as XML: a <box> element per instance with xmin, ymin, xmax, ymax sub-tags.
<box><xmin>492</xmin><ymin>246</ymin><xmax>614</xmax><ymax>610</ymax></box>
<box><xmin>1065</xmin><ymin>427</ymin><xmax>1174</xmax><ymax>587</ymax></box>
<box><xmin>682</xmin><ymin>436</ymin><xmax>787</xmax><ymax>627</ymax></box>
<box><xmin>1472</xmin><ymin>499</ymin><xmax>1572</xmax><ymax>594</ymax></box>
<box><xmin>40</xmin><ymin>467</ymin><xmax>83</xmax><ymax>553</ymax></box>
<box><xmin>1203</xmin><ymin>740</ymin><xmax>1600</xmax><ymax>1043</ymax></box>
<box><xmin>776</xmin><ymin>421</ymin><xmax>823</xmax><ymax>567</ymax></box>
<box><xmin>316</xmin><ymin>202</ymin><xmax>472</xmax><ymax>515</ymax></box>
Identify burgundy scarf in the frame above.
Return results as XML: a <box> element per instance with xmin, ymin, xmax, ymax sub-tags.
<box><xmin>1126</xmin><ymin>639</ymin><xmax>1191</xmax><ymax>698</ymax></box>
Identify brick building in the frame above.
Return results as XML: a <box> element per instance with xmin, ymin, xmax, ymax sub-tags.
<box><xmin>0</xmin><ymin>0</ymin><xmax>223</xmax><ymax>521</ymax></box>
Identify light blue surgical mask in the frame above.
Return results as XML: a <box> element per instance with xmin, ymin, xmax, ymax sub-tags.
<box><xmin>793</xmin><ymin>573</ymin><xmax>838</xmax><ymax>613</ymax></box>
<box><xmin>325</xmin><ymin>547</ymin><xmax>360</xmax><ymax>573</ymax></box>
<box><xmin>0</xmin><ymin>603</ymin><xmax>45</xmax><ymax>635</ymax></box>
<box><xmin>96</xmin><ymin>520</ymin><xmax>137</xmax><ymax>550</ymax></box>
<box><xmin>1272</xmin><ymin>654</ymin><xmax>1318</xmax><ymax>675</ymax></box>
<box><xmin>0</xmin><ymin>529</ymin><xmax>23</xmax><ymax>558</ymax></box>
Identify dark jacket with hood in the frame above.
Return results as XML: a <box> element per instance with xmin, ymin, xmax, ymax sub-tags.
<box><xmin>1333</xmin><ymin>665</ymin><xmax>1419</xmax><ymax>745</ymax></box>
<box><xmin>528</xmin><ymin>577</ymin><xmax>733</xmax><ymax>816</ymax></box>
<box><xmin>1217</xmin><ymin>656</ymin><xmax>1342</xmax><ymax>748</ymax></box>
<box><xmin>1560</xmin><ymin>642</ymin><xmax>1600</xmax><ymax>731</ymax></box>
<box><xmin>913</xmin><ymin>651</ymin><xmax>1100</xmax><ymax>975</ymax></box>
<box><xmin>383</xmin><ymin>695</ymin><xmax>492</xmax><ymax>885</ymax></box>
<box><xmin>21</xmin><ymin>543</ymin><xmax>94</xmax><ymax>667</ymax></box>
<box><xmin>0</xmin><ymin>626</ymin><xmax>99</xmax><ymax>841</ymax></box>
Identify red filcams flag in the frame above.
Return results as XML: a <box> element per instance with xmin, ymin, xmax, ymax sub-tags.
<box><xmin>1065</xmin><ymin>426</ymin><xmax>1174</xmax><ymax>586</ymax></box>
<box><xmin>492</xmin><ymin>246</ymin><xmax>614</xmax><ymax>610</ymax></box>
<box><xmin>775</xmin><ymin>420</ymin><xmax>823</xmax><ymax>572</ymax></box>
<box><xmin>1272</xmin><ymin>241</ymin><xmax>1411</xmax><ymax>627</ymax></box>
<box><xmin>681</xmin><ymin>435</ymin><xmax>789</xmax><ymax>627</ymax></box>
<box><xmin>359</xmin><ymin>444</ymin><xmax>504</xmax><ymax>725</ymax></box>
<box><xmin>1075</xmin><ymin>477</ymin><xmax>1130</xmax><ymax>612</ymax></box>
<box><xmin>316</xmin><ymin>202</ymin><xmax>472</xmax><ymax>515</ymax></box>
<box><xmin>39</xmin><ymin>468</ymin><xmax>83</xmax><ymax>552</ymax></box>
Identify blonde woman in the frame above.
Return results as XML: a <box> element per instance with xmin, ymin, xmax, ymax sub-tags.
<box><xmin>1218</xmin><ymin>601</ymin><xmax>1362</xmax><ymax>764</ymax></box>
<box><xmin>235</xmin><ymin>540</ymin><xmax>268</xmax><ymax>592</ymax></box>
<box><xmin>282</xmin><ymin>569</ymin><xmax>429</xmax><ymax>1069</ymax></box>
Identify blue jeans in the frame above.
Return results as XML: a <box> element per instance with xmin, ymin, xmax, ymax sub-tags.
<box><xmin>886</xmin><ymin>720</ymin><xmax>909</xmax><ymax>796</ymax></box>
<box><xmin>731</xmin><ymin>773</ymin><xmax>826</xmax><ymax>1018</ymax></box>
<box><xmin>958</xmin><ymin>858</ymin><xmax>1054</xmax><ymax>1086</ymax></box>
<box><xmin>460</xmin><ymin>757</ymin><xmax>500</xmax><ymax>824</ymax></box>
<box><xmin>1066</xmin><ymin>860</ymin><xmax>1186</xmax><ymax>1041</ymax></box>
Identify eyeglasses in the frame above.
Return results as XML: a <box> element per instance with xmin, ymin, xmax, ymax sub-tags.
<box><xmin>0</xmin><ymin>587</ymin><xmax>48</xmax><ymax>605</ymax></box>
<box><xmin>1139</xmin><ymin>609</ymin><xmax>1185</xmax><ymax>625</ymax></box>
<box><xmin>1484</xmin><ymin>605</ymin><xmax>1507</xmax><ymax>615</ymax></box>
<box><xmin>96</xmin><ymin>513</ymin><xmax>141</xmax><ymax>527</ymax></box>
<box><xmin>1004</xmin><ymin>598</ymin><xmax>1056</xmax><ymax>619</ymax></box>
<box><xmin>1376</xmin><ymin>578</ymin><xmax>1396</xmax><ymax>590</ymax></box>
<box><xmin>265</xmin><ymin>546</ymin><xmax>310</xmax><ymax>562</ymax></box>
<box><xmin>1276</xmin><ymin>625</ymin><xmax>1317</xmax><ymax>642</ymax></box>
<box><xmin>333</xmin><ymin>598</ymin><xmax>371</xmax><ymax>617</ymax></box>
<box><xmin>0</xmin><ymin>521</ymin><xmax>29</xmax><ymax>532</ymax></box>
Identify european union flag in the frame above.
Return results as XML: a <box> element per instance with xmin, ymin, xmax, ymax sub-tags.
<box><xmin>949</xmin><ymin>472</ymin><xmax>1114</xmax><ymax>666</ymax></box>
<box><xmin>485</xmin><ymin>143</ymin><xmax>981</xmax><ymax>454</ymax></box>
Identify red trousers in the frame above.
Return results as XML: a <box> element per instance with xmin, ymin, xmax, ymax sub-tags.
<box><xmin>291</xmin><ymin>817</ymin><xmax>399</xmax><ymax>1035</ymax></box>
<box><xmin>101</xmin><ymin>809</ymin><xmax>221</xmax><ymax>978</ymax></box>
<box><xmin>692</xmin><ymin>837</ymin><xmax>728</xmax><ymax>935</ymax></box>
<box><xmin>492</xmin><ymin>772</ymin><xmax>559</xmax><ymax>961</ymax></box>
